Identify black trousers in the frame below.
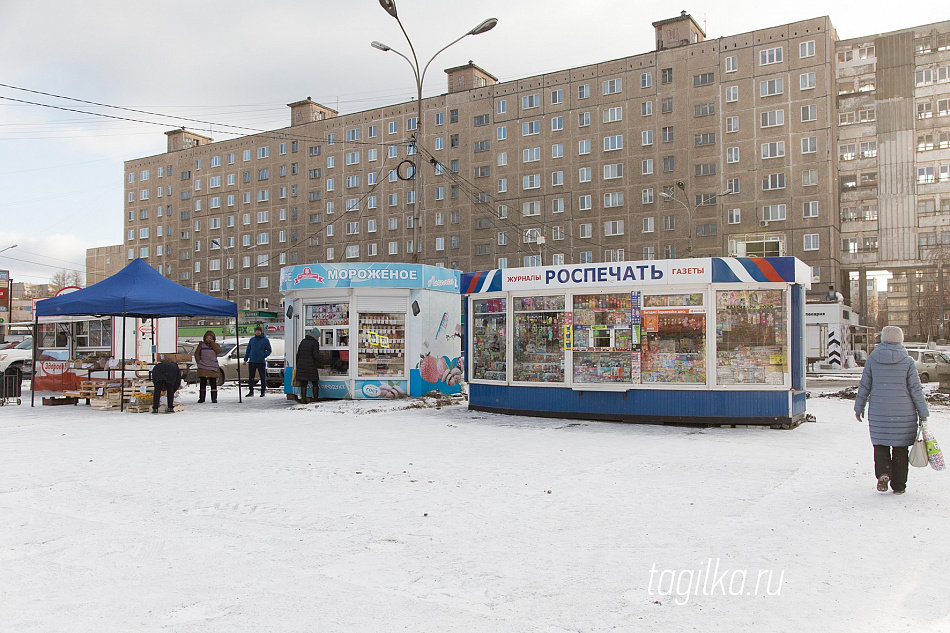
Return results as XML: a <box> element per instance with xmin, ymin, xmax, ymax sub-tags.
<box><xmin>152</xmin><ymin>380</ymin><xmax>175</xmax><ymax>411</ymax></box>
<box><xmin>247</xmin><ymin>362</ymin><xmax>266</xmax><ymax>393</ymax></box>
<box><xmin>298</xmin><ymin>379</ymin><xmax>317</xmax><ymax>403</ymax></box>
<box><xmin>198</xmin><ymin>376</ymin><xmax>217</xmax><ymax>402</ymax></box>
<box><xmin>874</xmin><ymin>445</ymin><xmax>909</xmax><ymax>492</ymax></box>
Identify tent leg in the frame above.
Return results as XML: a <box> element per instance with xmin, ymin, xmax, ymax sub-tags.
<box><xmin>236</xmin><ymin>315</ymin><xmax>242</xmax><ymax>403</ymax></box>
<box><xmin>30</xmin><ymin>312</ymin><xmax>38</xmax><ymax>407</ymax></box>
<box><xmin>120</xmin><ymin>314</ymin><xmax>127</xmax><ymax>413</ymax></box>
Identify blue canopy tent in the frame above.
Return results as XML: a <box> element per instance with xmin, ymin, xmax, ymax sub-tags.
<box><xmin>32</xmin><ymin>258</ymin><xmax>240</xmax><ymax>409</ymax></box>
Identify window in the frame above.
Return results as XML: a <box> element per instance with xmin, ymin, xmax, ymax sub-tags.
<box><xmin>728</xmin><ymin>208</ymin><xmax>741</xmax><ymax>224</ymax></box>
<box><xmin>804</xmin><ymin>201</ymin><xmax>819</xmax><ymax>218</ymax></box>
<box><xmin>475</xmin><ymin>165</ymin><xmax>490</xmax><ymax>178</ymax></box>
<box><xmin>499</xmin><ymin>177</ymin><xmax>509</xmax><ymax>192</ymax></box>
<box><xmin>388</xmin><ymin>121</ymin><xmax>398</xmax><ymax>134</ymax></box>
<box><xmin>639</xmin><ymin>216</ymin><xmax>654</xmax><ymax>234</ymax></box>
<box><xmin>759</xmin><ymin>46</ymin><xmax>783</xmax><ymax>65</ymax></box>
<box><xmin>523</xmin><ymin>175</ymin><xmax>541</xmax><ymax>190</ymax></box>
<box><xmin>578</xmin><ymin>112</ymin><xmax>591</xmax><ymax>127</ymax></box>
<box><xmin>642</xmin><ymin>101</ymin><xmax>653</xmax><ymax>116</ymax></box>
<box><xmin>662</xmin><ymin>126</ymin><xmax>674</xmax><ymax>143</ymax></box>
<box><xmin>801</xmin><ymin>104</ymin><xmax>817</xmax><ymax>122</ymax></box>
<box><xmin>522</xmin><ymin>94</ymin><xmax>540</xmax><ymax>109</ymax></box>
<box><xmin>802</xmin><ymin>169</ymin><xmax>818</xmax><ymax>186</ymax></box>
<box><xmin>663</xmin><ymin>215</ymin><xmax>675</xmax><ymax>231</ymax></box>
<box><xmin>800</xmin><ymin>40</ymin><xmax>815</xmax><ymax>58</ymax></box>
<box><xmin>604</xmin><ymin>220</ymin><xmax>624</xmax><ymax>236</ymax></box>
<box><xmin>802</xmin><ymin>136</ymin><xmax>817</xmax><ymax>153</ymax></box>
<box><xmin>695</xmin><ymin>162</ymin><xmax>716</xmax><ymax>176</ymax></box>
<box><xmin>663</xmin><ymin>156</ymin><xmax>675</xmax><ymax>172</ymax></box>
<box><xmin>763</xmin><ymin>204</ymin><xmax>787</xmax><ymax>221</ymax></box>
<box><xmin>551</xmin><ymin>89</ymin><xmax>563</xmax><ymax>104</ymax></box>
<box><xmin>578</xmin><ymin>139</ymin><xmax>591</xmax><ymax>155</ymax></box>
<box><xmin>450</xmin><ymin>109</ymin><xmax>459</xmax><ymax>123</ymax></box>
<box><xmin>762</xmin><ymin>141</ymin><xmax>785</xmax><ymax>158</ymax></box>
<box><xmin>642</xmin><ymin>130</ymin><xmax>654</xmax><ymax>146</ymax></box>
<box><xmin>345</xmin><ymin>151</ymin><xmax>360</xmax><ymax>165</ymax></box>
<box><xmin>642</xmin><ymin>188</ymin><xmax>654</xmax><ymax>204</ymax></box>
<box><xmin>694</xmin><ymin>132</ymin><xmax>716</xmax><ymax>147</ymax></box>
<box><xmin>473</xmin><ymin>114</ymin><xmax>490</xmax><ymax>127</ymax></box>
<box><xmin>800</xmin><ymin>72</ymin><xmax>816</xmax><ymax>90</ymax></box>
<box><xmin>857</xmin><ymin>106</ymin><xmax>876</xmax><ymax>122</ymax></box>
<box><xmin>497</xmin><ymin>99</ymin><xmax>507</xmax><ymax>114</ymax></box>
<box><xmin>662</xmin><ymin>98</ymin><xmax>673</xmax><ymax>114</ymax></box>
<box><xmin>661</xmin><ymin>68</ymin><xmax>673</xmax><ymax>84</ymax></box>
<box><xmin>761</xmin><ymin>110</ymin><xmax>784</xmax><ymax>128</ymax></box>
<box><xmin>693</xmin><ymin>72</ymin><xmax>714</xmax><ymax>87</ymax></box>
<box><xmin>522</xmin><ymin>121</ymin><xmax>540</xmax><ymax>136</ymax></box>
<box><xmin>642</xmin><ymin>159</ymin><xmax>654</xmax><ymax>175</ymax></box>
<box><xmin>579</xmin><ymin>223</ymin><xmax>593</xmax><ymax>238</ymax></box>
<box><xmin>803</xmin><ymin>234</ymin><xmax>820</xmax><ymax>251</ymax></box>
<box><xmin>603</xmin><ymin>78</ymin><xmax>622</xmax><ymax>95</ymax></box>
<box><xmin>604</xmin><ymin>192</ymin><xmax>624</xmax><ymax>208</ymax></box>
<box><xmin>604</xmin><ymin>163</ymin><xmax>623</xmax><ymax>179</ymax></box>
<box><xmin>551</xmin><ymin>172</ymin><xmax>563</xmax><ymax>186</ymax></box>
<box><xmin>725</xmin><ymin>55</ymin><xmax>738</xmax><ymax>73</ymax></box>
<box><xmin>604</xmin><ymin>135</ymin><xmax>623</xmax><ymax>151</ymax></box>
<box><xmin>552</xmin><ymin>143</ymin><xmax>563</xmax><ymax>158</ymax></box>
<box><xmin>522</xmin><ymin>201</ymin><xmax>541</xmax><ymax>216</ymax></box>
<box><xmin>725</xmin><ymin>86</ymin><xmax>738</xmax><ymax>103</ymax></box>
<box><xmin>578</xmin><ymin>84</ymin><xmax>590</xmax><ymax>99</ymax></box>
<box><xmin>435</xmin><ymin>237</ymin><xmax>445</xmax><ymax>251</ymax></box>
<box><xmin>578</xmin><ymin>167</ymin><xmax>592</xmax><ymax>183</ymax></box>
<box><xmin>257</xmin><ymin>146</ymin><xmax>269</xmax><ymax>159</ymax></box>
<box><xmin>760</xmin><ymin>78</ymin><xmax>784</xmax><ymax>97</ymax></box>
<box><xmin>552</xmin><ymin>198</ymin><xmax>564</xmax><ymax>214</ymax></box>
<box><xmin>523</xmin><ymin>147</ymin><xmax>541</xmax><ymax>163</ymax></box>
<box><xmin>551</xmin><ymin>116</ymin><xmax>563</xmax><ymax>131</ymax></box>
<box><xmin>497</xmin><ymin>126</ymin><xmax>507</xmax><ymax>141</ymax></box>
<box><xmin>579</xmin><ymin>195</ymin><xmax>592</xmax><ymax>211</ymax></box>
<box><xmin>762</xmin><ymin>173</ymin><xmax>786</xmax><ymax>190</ymax></box>
<box><xmin>726</xmin><ymin>116</ymin><xmax>739</xmax><ymax>133</ymax></box>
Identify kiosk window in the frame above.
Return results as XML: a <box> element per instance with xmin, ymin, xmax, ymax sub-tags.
<box><xmin>306</xmin><ymin>302</ymin><xmax>350</xmax><ymax>376</ymax></box>
<box><xmin>472</xmin><ymin>298</ymin><xmax>507</xmax><ymax>381</ymax></box>
<box><xmin>641</xmin><ymin>293</ymin><xmax>706</xmax><ymax>384</ymax></box>
<box><xmin>513</xmin><ymin>295</ymin><xmax>565</xmax><ymax>382</ymax></box>
<box><xmin>572</xmin><ymin>293</ymin><xmax>638</xmax><ymax>383</ymax></box>
<box><xmin>358</xmin><ymin>312</ymin><xmax>406</xmax><ymax>378</ymax></box>
<box><xmin>716</xmin><ymin>289</ymin><xmax>787</xmax><ymax>385</ymax></box>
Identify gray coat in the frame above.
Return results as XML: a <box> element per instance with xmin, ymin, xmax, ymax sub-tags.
<box><xmin>854</xmin><ymin>342</ymin><xmax>929</xmax><ymax>446</ymax></box>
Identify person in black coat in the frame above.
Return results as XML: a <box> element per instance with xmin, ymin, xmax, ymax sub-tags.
<box><xmin>295</xmin><ymin>327</ymin><xmax>321</xmax><ymax>404</ymax></box>
<box><xmin>150</xmin><ymin>361</ymin><xmax>182</xmax><ymax>414</ymax></box>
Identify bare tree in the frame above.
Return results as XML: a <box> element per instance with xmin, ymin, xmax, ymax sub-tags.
<box><xmin>50</xmin><ymin>269</ymin><xmax>85</xmax><ymax>292</ymax></box>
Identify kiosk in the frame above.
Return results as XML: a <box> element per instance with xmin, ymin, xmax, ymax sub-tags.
<box><xmin>461</xmin><ymin>257</ymin><xmax>811</xmax><ymax>426</ymax></box>
<box><xmin>280</xmin><ymin>263</ymin><xmax>463</xmax><ymax>400</ymax></box>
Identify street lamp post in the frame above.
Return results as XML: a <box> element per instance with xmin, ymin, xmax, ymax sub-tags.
<box><xmin>659</xmin><ymin>188</ymin><xmax>735</xmax><ymax>257</ymax></box>
<box><xmin>373</xmin><ymin>0</ymin><xmax>497</xmax><ymax>263</ymax></box>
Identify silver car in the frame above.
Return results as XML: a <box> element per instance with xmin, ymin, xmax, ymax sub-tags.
<box><xmin>904</xmin><ymin>348</ymin><xmax>950</xmax><ymax>383</ymax></box>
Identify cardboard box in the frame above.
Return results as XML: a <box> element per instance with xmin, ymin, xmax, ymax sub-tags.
<box><xmin>157</xmin><ymin>353</ymin><xmax>193</xmax><ymax>363</ymax></box>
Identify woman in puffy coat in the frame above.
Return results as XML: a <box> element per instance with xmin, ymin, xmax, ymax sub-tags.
<box><xmin>194</xmin><ymin>330</ymin><xmax>222</xmax><ymax>403</ymax></box>
<box><xmin>295</xmin><ymin>327</ymin><xmax>321</xmax><ymax>404</ymax></box>
<box><xmin>854</xmin><ymin>325</ymin><xmax>929</xmax><ymax>494</ymax></box>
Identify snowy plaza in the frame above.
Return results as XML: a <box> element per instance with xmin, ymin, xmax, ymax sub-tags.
<box><xmin>1</xmin><ymin>384</ymin><xmax>948</xmax><ymax>632</ymax></box>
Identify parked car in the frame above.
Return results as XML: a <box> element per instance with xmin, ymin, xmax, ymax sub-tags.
<box><xmin>904</xmin><ymin>348</ymin><xmax>950</xmax><ymax>382</ymax></box>
<box><xmin>0</xmin><ymin>338</ymin><xmax>35</xmax><ymax>376</ymax></box>
<box><xmin>184</xmin><ymin>337</ymin><xmax>284</xmax><ymax>387</ymax></box>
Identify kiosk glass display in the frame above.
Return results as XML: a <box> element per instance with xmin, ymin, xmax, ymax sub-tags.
<box><xmin>513</xmin><ymin>295</ymin><xmax>565</xmax><ymax>382</ymax></box>
<box><xmin>716</xmin><ymin>289</ymin><xmax>787</xmax><ymax>385</ymax></box>
<box><xmin>306</xmin><ymin>302</ymin><xmax>350</xmax><ymax>376</ymax></box>
<box><xmin>641</xmin><ymin>293</ymin><xmax>706</xmax><ymax>384</ymax></box>
<box><xmin>572</xmin><ymin>293</ymin><xmax>637</xmax><ymax>383</ymax></box>
<box><xmin>471</xmin><ymin>298</ymin><xmax>507</xmax><ymax>381</ymax></box>
<box><xmin>358</xmin><ymin>312</ymin><xmax>406</xmax><ymax>378</ymax></box>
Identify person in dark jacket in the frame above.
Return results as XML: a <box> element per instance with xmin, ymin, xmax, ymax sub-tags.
<box><xmin>194</xmin><ymin>330</ymin><xmax>222</xmax><ymax>403</ymax></box>
<box><xmin>243</xmin><ymin>326</ymin><xmax>272</xmax><ymax>398</ymax></box>
<box><xmin>295</xmin><ymin>327</ymin><xmax>321</xmax><ymax>404</ymax></box>
<box><xmin>854</xmin><ymin>325</ymin><xmax>930</xmax><ymax>494</ymax></box>
<box><xmin>150</xmin><ymin>361</ymin><xmax>182</xmax><ymax>414</ymax></box>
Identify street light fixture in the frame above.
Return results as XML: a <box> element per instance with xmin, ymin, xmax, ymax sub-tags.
<box><xmin>660</xmin><ymin>189</ymin><xmax>735</xmax><ymax>256</ymax></box>
<box><xmin>523</xmin><ymin>229</ymin><xmax>546</xmax><ymax>266</ymax></box>
<box><xmin>373</xmin><ymin>0</ymin><xmax>497</xmax><ymax>262</ymax></box>
<box><xmin>0</xmin><ymin>244</ymin><xmax>17</xmax><ymax>255</ymax></box>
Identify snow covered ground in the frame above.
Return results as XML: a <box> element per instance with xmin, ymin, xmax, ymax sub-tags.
<box><xmin>1</xmin><ymin>382</ymin><xmax>948</xmax><ymax>632</ymax></box>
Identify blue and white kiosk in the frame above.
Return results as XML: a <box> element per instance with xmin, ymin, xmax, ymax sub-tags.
<box><xmin>461</xmin><ymin>257</ymin><xmax>811</xmax><ymax>426</ymax></box>
<box><xmin>280</xmin><ymin>263</ymin><xmax>463</xmax><ymax>400</ymax></box>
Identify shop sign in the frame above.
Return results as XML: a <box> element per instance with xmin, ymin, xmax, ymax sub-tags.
<box><xmin>280</xmin><ymin>264</ymin><xmax>460</xmax><ymax>292</ymax></box>
<box><xmin>489</xmin><ymin>260</ymin><xmax>711</xmax><ymax>293</ymax></box>
<box><xmin>41</xmin><ymin>361</ymin><xmax>69</xmax><ymax>376</ymax></box>
<box><xmin>0</xmin><ymin>270</ymin><xmax>8</xmax><ymax>281</ymax></box>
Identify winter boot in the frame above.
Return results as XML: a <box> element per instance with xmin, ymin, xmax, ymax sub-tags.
<box><xmin>877</xmin><ymin>474</ymin><xmax>890</xmax><ymax>492</ymax></box>
<box><xmin>211</xmin><ymin>391</ymin><xmax>217</xmax><ymax>404</ymax></box>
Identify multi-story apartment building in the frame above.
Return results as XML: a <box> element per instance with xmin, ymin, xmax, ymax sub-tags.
<box><xmin>836</xmin><ymin>21</ymin><xmax>950</xmax><ymax>337</ymax></box>
<box><xmin>85</xmin><ymin>245</ymin><xmax>124</xmax><ymax>285</ymax></box>
<box><xmin>121</xmin><ymin>12</ymin><xmax>948</xmax><ymax>332</ymax></box>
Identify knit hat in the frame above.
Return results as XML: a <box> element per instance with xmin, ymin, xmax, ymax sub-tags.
<box><xmin>881</xmin><ymin>326</ymin><xmax>904</xmax><ymax>344</ymax></box>
<box><xmin>309</xmin><ymin>327</ymin><xmax>321</xmax><ymax>338</ymax></box>
<box><xmin>254</xmin><ymin>325</ymin><xmax>263</xmax><ymax>334</ymax></box>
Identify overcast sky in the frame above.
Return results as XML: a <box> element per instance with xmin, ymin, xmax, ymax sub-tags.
<box><xmin>0</xmin><ymin>0</ymin><xmax>940</xmax><ymax>285</ymax></box>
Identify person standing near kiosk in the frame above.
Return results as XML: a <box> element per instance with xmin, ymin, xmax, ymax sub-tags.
<box><xmin>243</xmin><ymin>325</ymin><xmax>272</xmax><ymax>397</ymax></box>
<box><xmin>295</xmin><ymin>327</ymin><xmax>321</xmax><ymax>404</ymax></box>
